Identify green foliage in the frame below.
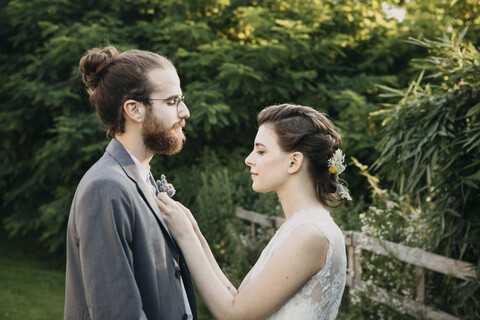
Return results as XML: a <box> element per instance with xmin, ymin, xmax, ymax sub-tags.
<box><xmin>0</xmin><ymin>0</ymin><xmax>443</xmax><ymax>250</ymax></box>
<box><xmin>371</xmin><ymin>30</ymin><xmax>480</xmax><ymax>317</ymax></box>
<box><xmin>373</xmin><ymin>29</ymin><xmax>480</xmax><ymax>260</ymax></box>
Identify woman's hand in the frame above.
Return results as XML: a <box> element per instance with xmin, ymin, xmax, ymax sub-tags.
<box><xmin>175</xmin><ymin>201</ymin><xmax>200</xmax><ymax>233</ymax></box>
<box><xmin>156</xmin><ymin>193</ymin><xmax>237</xmax><ymax>300</ymax></box>
<box><xmin>155</xmin><ymin>193</ymin><xmax>196</xmax><ymax>243</ymax></box>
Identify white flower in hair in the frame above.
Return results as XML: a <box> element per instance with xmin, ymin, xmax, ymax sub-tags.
<box><xmin>337</xmin><ymin>184</ymin><xmax>352</xmax><ymax>201</ymax></box>
<box><xmin>327</xmin><ymin>149</ymin><xmax>352</xmax><ymax>200</ymax></box>
<box><xmin>328</xmin><ymin>149</ymin><xmax>346</xmax><ymax>175</ymax></box>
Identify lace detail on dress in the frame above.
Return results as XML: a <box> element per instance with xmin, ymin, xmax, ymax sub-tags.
<box><xmin>249</xmin><ymin>207</ymin><xmax>347</xmax><ymax>320</ymax></box>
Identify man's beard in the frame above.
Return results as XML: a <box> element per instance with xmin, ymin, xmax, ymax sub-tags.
<box><xmin>141</xmin><ymin>112</ymin><xmax>186</xmax><ymax>155</ymax></box>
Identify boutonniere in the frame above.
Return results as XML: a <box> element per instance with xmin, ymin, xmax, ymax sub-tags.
<box><xmin>156</xmin><ymin>174</ymin><xmax>176</xmax><ymax>198</ymax></box>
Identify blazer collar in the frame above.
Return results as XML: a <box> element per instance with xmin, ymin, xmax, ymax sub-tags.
<box><xmin>105</xmin><ymin>139</ymin><xmax>177</xmax><ymax>250</ymax></box>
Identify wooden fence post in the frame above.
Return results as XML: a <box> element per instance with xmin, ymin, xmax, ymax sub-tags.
<box><xmin>415</xmin><ymin>266</ymin><xmax>425</xmax><ymax>303</ymax></box>
<box><xmin>251</xmin><ymin>221</ymin><xmax>256</xmax><ymax>239</ymax></box>
<box><xmin>348</xmin><ymin>244</ymin><xmax>356</xmax><ymax>294</ymax></box>
<box><xmin>354</xmin><ymin>246</ymin><xmax>362</xmax><ymax>283</ymax></box>
<box><xmin>346</xmin><ymin>232</ymin><xmax>354</xmax><ymax>291</ymax></box>
<box><xmin>346</xmin><ymin>232</ymin><xmax>362</xmax><ymax>293</ymax></box>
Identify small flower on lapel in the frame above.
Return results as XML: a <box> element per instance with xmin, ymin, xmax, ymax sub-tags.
<box><xmin>156</xmin><ymin>174</ymin><xmax>176</xmax><ymax>198</ymax></box>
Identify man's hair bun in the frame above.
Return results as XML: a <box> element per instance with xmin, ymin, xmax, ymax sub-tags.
<box><xmin>78</xmin><ymin>45</ymin><xmax>174</xmax><ymax>138</ymax></box>
<box><xmin>79</xmin><ymin>46</ymin><xmax>119</xmax><ymax>89</ymax></box>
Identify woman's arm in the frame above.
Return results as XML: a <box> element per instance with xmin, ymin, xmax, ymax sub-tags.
<box><xmin>237</xmin><ymin>269</ymin><xmax>253</xmax><ymax>292</ymax></box>
<box><xmin>175</xmin><ymin>202</ymin><xmax>237</xmax><ymax>296</ymax></box>
<box><xmin>156</xmin><ymin>193</ymin><xmax>329</xmax><ymax>320</ymax></box>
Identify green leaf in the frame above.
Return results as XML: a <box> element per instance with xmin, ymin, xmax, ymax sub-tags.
<box><xmin>465</xmin><ymin>102</ymin><xmax>480</xmax><ymax>118</ymax></box>
<box><xmin>468</xmin><ymin>170</ymin><xmax>480</xmax><ymax>181</ymax></box>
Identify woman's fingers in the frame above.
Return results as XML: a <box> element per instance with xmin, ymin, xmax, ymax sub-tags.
<box><xmin>175</xmin><ymin>201</ymin><xmax>199</xmax><ymax>229</ymax></box>
<box><xmin>157</xmin><ymin>191</ymin><xmax>174</xmax><ymax>204</ymax></box>
<box><xmin>176</xmin><ymin>201</ymin><xmax>191</xmax><ymax>215</ymax></box>
<box><xmin>175</xmin><ymin>201</ymin><xmax>194</xmax><ymax>219</ymax></box>
<box><xmin>156</xmin><ymin>194</ymin><xmax>194</xmax><ymax>226</ymax></box>
<box><xmin>156</xmin><ymin>192</ymin><xmax>178</xmax><ymax>215</ymax></box>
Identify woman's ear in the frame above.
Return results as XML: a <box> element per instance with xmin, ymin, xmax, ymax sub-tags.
<box><xmin>123</xmin><ymin>99</ymin><xmax>145</xmax><ymax>123</ymax></box>
<box><xmin>288</xmin><ymin>151</ymin><xmax>304</xmax><ymax>174</ymax></box>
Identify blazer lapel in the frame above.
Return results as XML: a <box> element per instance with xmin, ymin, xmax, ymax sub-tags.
<box><xmin>105</xmin><ymin>139</ymin><xmax>177</xmax><ymax>251</ymax></box>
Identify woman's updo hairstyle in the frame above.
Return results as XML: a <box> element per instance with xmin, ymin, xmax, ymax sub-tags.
<box><xmin>79</xmin><ymin>45</ymin><xmax>175</xmax><ymax>138</ymax></box>
<box><xmin>257</xmin><ymin>103</ymin><xmax>345</xmax><ymax>208</ymax></box>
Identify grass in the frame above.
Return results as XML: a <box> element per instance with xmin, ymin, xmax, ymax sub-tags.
<box><xmin>0</xmin><ymin>232</ymin><xmax>65</xmax><ymax>320</ymax></box>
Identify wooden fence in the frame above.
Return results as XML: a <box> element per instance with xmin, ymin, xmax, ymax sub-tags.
<box><xmin>235</xmin><ymin>207</ymin><xmax>477</xmax><ymax>320</ymax></box>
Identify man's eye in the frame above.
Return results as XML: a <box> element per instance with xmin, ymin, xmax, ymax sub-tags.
<box><xmin>166</xmin><ymin>99</ymin><xmax>177</xmax><ymax>105</ymax></box>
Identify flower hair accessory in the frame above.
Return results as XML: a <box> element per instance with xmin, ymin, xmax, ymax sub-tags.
<box><xmin>328</xmin><ymin>149</ymin><xmax>346</xmax><ymax>175</ymax></box>
<box><xmin>156</xmin><ymin>174</ymin><xmax>176</xmax><ymax>198</ymax></box>
<box><xmin>328</xmin><ymin>149</ymin><xmax>352</xmax><ymax>200</ymax></box>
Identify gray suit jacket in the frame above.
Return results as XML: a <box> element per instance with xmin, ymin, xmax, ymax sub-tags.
<box><xmin>64</xmin><ymin>139</ymin><xmax>197</xmax><ymax>320</ymax></box>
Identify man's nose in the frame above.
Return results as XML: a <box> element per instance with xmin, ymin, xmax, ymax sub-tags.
<box><xmin>178</xmin><ymin>102</ymin><xmax>190</xmax><ymax>119</ymax></box>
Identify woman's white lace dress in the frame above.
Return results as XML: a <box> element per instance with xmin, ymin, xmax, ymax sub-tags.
<box><xmin>249</xmin><ymin>207</ymin><xmax>347</xmax><ymax>320</ymax></box>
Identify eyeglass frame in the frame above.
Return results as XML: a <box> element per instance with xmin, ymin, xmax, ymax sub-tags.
<box><xmin>148</xmin><ymin>95</ymin><xmax>185</xmax><ymax>113</ymax></box>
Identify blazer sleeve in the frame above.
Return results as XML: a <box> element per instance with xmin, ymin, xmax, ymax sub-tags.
<box><xmin>73</xmin><ymin>177</ymin><xmax>147</xmax><ymax>320</ymax></box>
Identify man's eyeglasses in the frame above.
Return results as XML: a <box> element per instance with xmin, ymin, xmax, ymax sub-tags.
<box><xmin>149</xmin><ymin>95</ymin><xmax>185</xmax><ymax>112</ymax></box>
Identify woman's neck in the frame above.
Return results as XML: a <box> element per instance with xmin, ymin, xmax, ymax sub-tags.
<box><xmin>276</xmin><ymin>178</ymin><xmax>324</xmax><ymax>220</ymax></box>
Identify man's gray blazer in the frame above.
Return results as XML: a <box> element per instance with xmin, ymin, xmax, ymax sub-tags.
<box><xmin>64</xmin><ymin>139</ymin><xmax>196</xmax><ymax>320</ymax></box>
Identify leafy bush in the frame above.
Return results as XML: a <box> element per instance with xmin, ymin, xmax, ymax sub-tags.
<box><xmin>366</xmin><ymin>30</ymin><xmax>480</xmax><ymax>318</ymax></box>
<box><xmin>373</xmin><ymin>29</ymin><xmax>480</xmax><ymax>264</ymax></box>
<box><xmin>2</xmin><ymin>0</ymin><xmax>473</xmax><ymax>253</ymax></box>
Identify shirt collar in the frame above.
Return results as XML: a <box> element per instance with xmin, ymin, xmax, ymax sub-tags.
<box><xmin>124</xmin><ymin>147</ymin><xmax>151</xmax><ymax>184</ymax></box>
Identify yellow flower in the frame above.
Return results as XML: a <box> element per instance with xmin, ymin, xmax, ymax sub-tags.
<box><xmin>167</xmin><ymin>183</ymin><xmax>174</xmax><ymax>189</ymax></box>
<box><xmin>330</xmin><ymin>166</ymin><xmax>338</xmax><ymax>174</ymax></box>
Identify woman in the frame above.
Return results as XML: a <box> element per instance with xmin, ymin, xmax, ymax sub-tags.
<box><xmin>156</xmin><ymin>103</ymin><xmax>349</xmax><ymax>320</ymax></box>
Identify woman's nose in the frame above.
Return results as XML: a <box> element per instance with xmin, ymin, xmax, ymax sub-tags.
<box><xmin>245</xmin><ymin>152</ymin><xmax>254</xmax><ymax>166</ymax></box>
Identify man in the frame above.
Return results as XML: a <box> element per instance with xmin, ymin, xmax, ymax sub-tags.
<box><xmin>64</xmin><ymin>45</ymin><xmax>196</xmax><ymax>320</ymax></box>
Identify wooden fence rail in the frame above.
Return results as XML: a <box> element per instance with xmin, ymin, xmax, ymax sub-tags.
<box><xmin>234</xmin><ymin>207</ymin><xmax>477</xmax><ymax>320</ymax></box>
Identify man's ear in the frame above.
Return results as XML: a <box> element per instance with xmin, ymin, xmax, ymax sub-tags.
<box><xmin>288</xmin><ymin>151</ymin><xmax>304</xmax><ymax>174</ymax></box>
<box><xmin>123</xmin><ymin>99</ymin><xmax>145</xmax><ymax>123</ymax></box>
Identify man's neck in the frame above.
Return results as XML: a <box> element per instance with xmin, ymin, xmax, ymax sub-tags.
<box><xmin>115</xmin><ymin>133</ymin><xmax>153</xmax><ymax>167</ymax></box>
